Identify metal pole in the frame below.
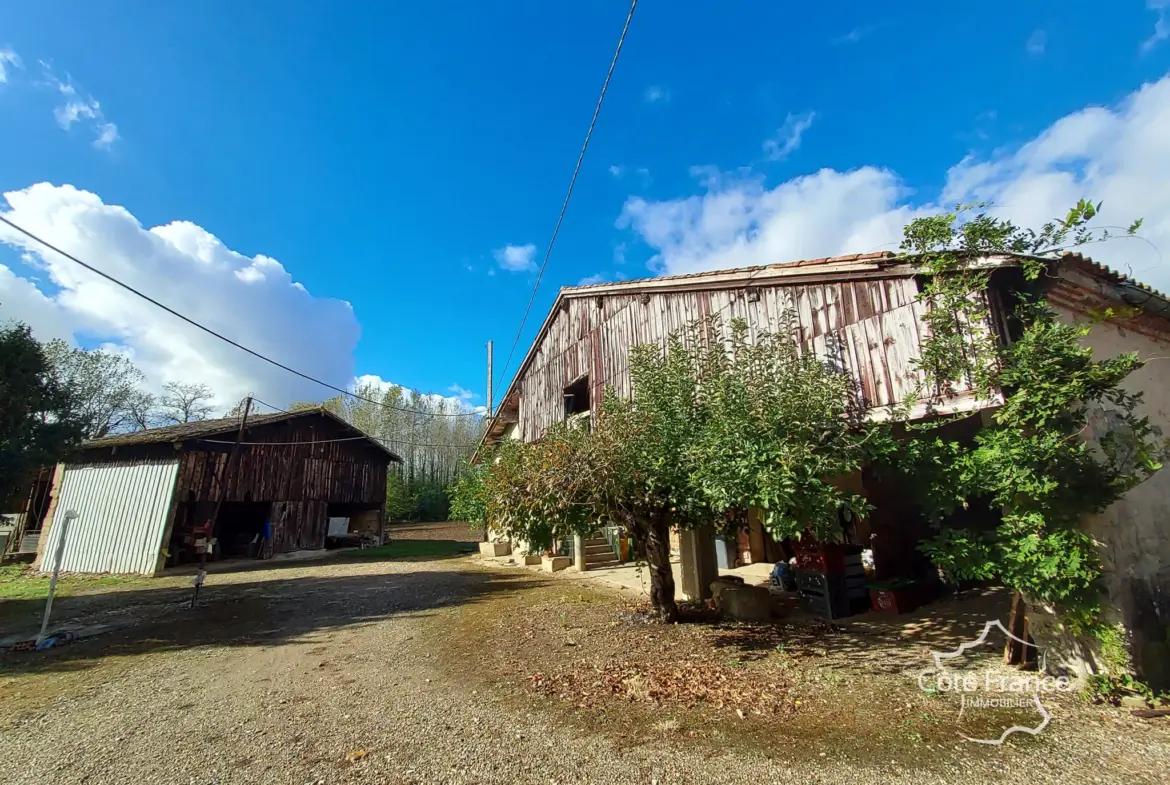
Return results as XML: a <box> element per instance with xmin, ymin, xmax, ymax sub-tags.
<box><xmin>483</xmin><ymin>340</ymin><xmax>494</xmax><ymax>544</ymax></box>
<box><xmin>37</xmin><ymin>509</ymin><xmax>78</xmax><ymax>646</ymax></box>
<box><xmin>192</xmin><ymin>396</ymin><xmax>251</xmax><ymax>608</ymax></box>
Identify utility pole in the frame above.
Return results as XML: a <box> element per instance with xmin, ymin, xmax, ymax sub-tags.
<box><xmin>191</xmin><ymin>395</ymin><xmax>251</xmax><ymax>607</ymax></box>
<box><xmin>486</xmin><ymin>340</ymin><xmax>493</xmax><ymax>419</ymax></box>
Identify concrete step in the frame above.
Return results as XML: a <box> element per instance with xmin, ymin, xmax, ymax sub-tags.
<box><xmin>585</xmin><ymin>559</ymin><xmax>621</xmax><ymax>570</ymax></box>
<box><xmin>582</xmin><ymin>538</ymin><xmax>609</xmax><ymax>547</ymax></box>
<box><xmin>585</xmin><ymin>551</ymin><xmax>618</xmax><ymax>564</ymax></box>
<box><xmin>583</xmin><ymin>544</ymin><xmax>614</xmax><ymax>555</ymax></box>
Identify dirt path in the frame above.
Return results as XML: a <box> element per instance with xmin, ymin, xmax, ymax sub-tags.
<box><xmin>1</xmin><ymin>550</ymin><xmax>1166</xmax><ymax>784</ymax></box>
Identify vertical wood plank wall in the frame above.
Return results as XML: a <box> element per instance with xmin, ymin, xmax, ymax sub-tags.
<box><xmin>514</xmin><ymin>274</ymin><xmax>984</xmax><ymax>442</ymax></box>
<box><xmin>171</xmin><ymin>415</ymin><xmax>390</xmax><ymax>554</ymax></box>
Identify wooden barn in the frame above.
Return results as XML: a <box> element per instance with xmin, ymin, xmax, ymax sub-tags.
<box><xmin>30</xmin><ymin>408</ymin><xmax>400</xmax><ymax>575</ymax></box>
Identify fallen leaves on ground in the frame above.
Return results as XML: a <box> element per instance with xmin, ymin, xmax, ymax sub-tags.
<box><xmin>527</xmin><ymin>656</ymin><xmax>793</xmax><ymax>716</ymax></box>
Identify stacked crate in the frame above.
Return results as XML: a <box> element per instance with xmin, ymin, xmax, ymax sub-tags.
<box><xmin>793</xmin><ymin>543</ymin><xmax>868</xmax><ymax>619</ymax></box>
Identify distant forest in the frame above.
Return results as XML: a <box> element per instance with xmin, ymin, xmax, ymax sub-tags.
<box><xmin>0</xmin><ymin>321</ymin><xmax>483</xmax><ymax>523</ymax></box>
<box><xmin>289</xmin><ymin>380</ymin><xmax>483</xmax><ymax>523</ymax></box>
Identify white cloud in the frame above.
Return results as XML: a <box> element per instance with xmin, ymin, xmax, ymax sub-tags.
<box><xmin>93</xmin><ymin>122</ymin><xmax>119</xmax><ymax>149</ymax></box>
<box><xmin>644</xmin><ymin>85</ymin><xmax>669</xmax><ymax>104</ymax></box>
<box><xmin>493</xmin><ymin>243</ymin><xmax>537</xmax><ymax>272</ymax></box>
<box><xmin>41</xmin><ymin>66</ymin><xmax>118</xmax><ymax>149</ymax></box>
<box><xmin>1144</xmin><ymin>1</ymin><xmax>1170</xmax><ymax>52</ymax></box>
<box><xmin>1027</xmin><ymin>29</ymin><xmax>1047</xmax><ymax>56</ymax></box>
<box><xmin>832</xmin><ymin>25</ymin><xmax>876</xmax><ymax>45</ymax></box>
<box><xmin>0</xmin><ymin>182</ymin><xmax>361</xmax><ymax>411</ymax></box>
<box><xmin>609</xmin><ymin>165</ymin><xmax>651</xmax><ymax>184</ymax></box>
<box><xmin>577</xmin><ymin>273</ymin><xmax>608</xmax><ymax>286</ymax></box>
<box><xmin>0</xmin><ymin>48</ymin><xmax>23</xmax><ymax>83</ymax></box>
<box><xmin>353</xmin><ymin>373</ymin><xmax>395</xmax><ymax>394</ymax></box>
<box><xmin>54</xmin><ymin>99</ymin><xmax>98</xmax><ymax>128</ymax></box>
<box><xmin>618</xmin><ymin>74</ymin><xmax>1170</xmax><ymax>294</ymax></box>
<box><xmin>763</xmin><ymin>111</ymin><xmax>816</xmax><ymax>161</ymax></box>
<box><xmin>448</xmin><ymin>384</ymin><xmax>476</xmax><ymax>402</ymax></box>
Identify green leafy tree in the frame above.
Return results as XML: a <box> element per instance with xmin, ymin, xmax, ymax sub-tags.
<box><xmin>893</xmin><ymin>202</ymin><xmax>1165</xmax><ymax>633</ymax></box>
<box><xmin>0</xmin><ymin>324</ymin><xmax>85</xmax><ymax>500</ymax></box>
<box><xmin>384</xmin><ymin>468</ymin><xmax>415</xmax><ymax>522</ymax></box>
<box><xmin>482</xmin><ymin>421</ymin><xmax>597</xmax><ymax>567</ymax></box>
<box><xmin>449</xmin><ymin>461</ymin><xmax>489</xmax><ymax>534</ymax></box>
<box><xmin>691</xmin><ymin>317</ymin><xmax>882</xmax><ymax>542</ymax></box>
<box><xmin>482</xmin><ymin>319</ymin><xmax>886</xmax><ymax>621</ymax></box>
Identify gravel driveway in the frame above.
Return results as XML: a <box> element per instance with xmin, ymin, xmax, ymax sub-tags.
<box><xmin>1</xmin><ymin>548</ymin><xmax>1167</xmax><ymax>785</ymax></box>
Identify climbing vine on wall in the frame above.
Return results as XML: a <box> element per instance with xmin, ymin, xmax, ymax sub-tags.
<box><xmin>893</xmin><ymin>201</ymin><xmax>1165</xmax><ymax>634</ymax></box>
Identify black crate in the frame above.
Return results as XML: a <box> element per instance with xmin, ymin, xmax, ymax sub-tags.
<box><xmin>799</xmin><ymin>587</ymin><xmax>855</xmax><ymax>619</ymax></box>
<box><xmin>796</xmin><ymin>569</ymin><xmax>866</xmax><ymax>618</ymax></box>
<box><xmin>796</xmin><ymin>569</ymin><xmax>866</xmax><ymax>597</ymax></box>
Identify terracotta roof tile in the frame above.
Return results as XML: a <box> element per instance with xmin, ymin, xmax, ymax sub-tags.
<box><xmin>1061</xmin><ymin>252</ymin><xmax>1169</xmax><ymax>301</ymax></box>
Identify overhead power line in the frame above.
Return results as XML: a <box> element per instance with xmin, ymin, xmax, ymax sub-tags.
<box><xmin>198</xmin><ymin>436</ymin><xmax>474</xmax><ymax>450</ymax></box>
<box><xmin>0</xmin><ymin>215</ymin><xmax>481</xmax><ymax>418</ymax></box>
<box><xmin>249</xmin><ymin>397</ymin><xmax>292</xmax><ymax>415</ymax></box>
<box><xmin>493</xmin><ymin>0</ymin><xmax>639</xmax><ymax>396</ymax></box>
<box><xmin>241</xmin><ymin>396</ymin><xmax>477</xmax><ymax>451</ymax></box>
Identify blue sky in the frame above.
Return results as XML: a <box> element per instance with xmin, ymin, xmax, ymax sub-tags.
<box><xmin>2</xmin><ymin>1</ymin><xmax>1169</xmax><ymax>410</ymax></box>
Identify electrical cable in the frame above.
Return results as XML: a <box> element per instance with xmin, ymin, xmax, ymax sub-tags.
<box><xmin>0</xmin><ymin>214</ymin><xmax>482</xmax><ymax>418</ymax></box>
<box><xmin>212</xmin><ymin>397</ymin><xmax>476</xmax><ymax>451</ymax></box>
<box><xmin>492</xmin><ymin>0</ymin><xmax>639</xmax><ymax>397</ymax></box>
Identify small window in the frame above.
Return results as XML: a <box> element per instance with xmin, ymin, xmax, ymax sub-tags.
<box><xmin>564</xmin><ymin>376</ymin><xmax>590</xmax><ymax>419</ymax></box>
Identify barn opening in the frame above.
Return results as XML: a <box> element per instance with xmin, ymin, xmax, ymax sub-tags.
<box><xmin>214</xmin><ymin>500</ymin><xmax>271</xmax><ymax>559</ymax></box>
<box><xmin>564</xmin><ymin>375</ymin><xmax>590</xmax><ymax>418</ymax></box>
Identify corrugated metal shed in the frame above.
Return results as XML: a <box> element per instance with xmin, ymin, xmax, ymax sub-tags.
<box><xmin>39</xmin><ymin>459</ymin><xmax>180</xmax><ymax>575</ymax></box>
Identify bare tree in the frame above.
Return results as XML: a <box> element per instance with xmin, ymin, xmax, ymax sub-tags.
<box><xmin>159</xmin><ymin>382</ymin><xmax>216</xmax><ymax>424</ymax></box>
<box><xmin>43</xmin><ymin>340</ymin><xmax>148</xmax><ymax>439</ymax></box>
<box><xmin>126</xmin><ymin>390</ymin><xmax>158</xmax><ymax>430</ymax></box>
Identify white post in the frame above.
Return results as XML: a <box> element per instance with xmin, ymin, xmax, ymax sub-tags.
<box><xmin>37</xmin><ymin>509</ymin><xmax>78</xmax><ymax>646</ymax></box>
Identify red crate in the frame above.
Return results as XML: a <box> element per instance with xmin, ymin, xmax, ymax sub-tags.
<box><xmin>792</xmin><ymin>542</ymin><xmax>861</xmax><ymax>574</ymax></box>
<box><xmin>868</xmin><ymin>583</ymin><xmax>921</xmax><ymax>614</ymax></box>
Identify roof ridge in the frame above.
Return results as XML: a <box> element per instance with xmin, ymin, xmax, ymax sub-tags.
<box><xmin>565</xmin><ymin>250</ymin><xmax>901</xmax><ymax>292</ymax></box>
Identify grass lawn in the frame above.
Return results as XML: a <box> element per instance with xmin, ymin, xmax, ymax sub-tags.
<box><xmin>0</xmin><ymin>564</ymin><xmax>154</xmax><ymax>602</ymax></box>
<box><xmin>341</xmin><ymin>539</ymin><xmax>476</xmax><ymax>560</ymax></box>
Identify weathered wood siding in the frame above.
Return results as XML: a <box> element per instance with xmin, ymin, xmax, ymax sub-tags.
<box><xmin>173</xmin><ymin>414</ymin><xmax>389</xmax><ymax>506</ymax></box>
<box><xmin>515</xmin><ymin>274</ymin><xmax>988</xmax><ymax>442</ymax></box>
<box><xmin>269</xmin><ymin>500</ymin><xmax>330</xmax><ymax>553</ymax></box>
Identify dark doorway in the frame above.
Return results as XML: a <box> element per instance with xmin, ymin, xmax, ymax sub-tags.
<box><xmin>215</xmin><ymin>502</ymin><xmax>271</xmax><ymax>559</ymax></box>
<box><xmin>564</xmin><ymin>375</ymin><xmax>590</xmax><ymax>418</ymax></box>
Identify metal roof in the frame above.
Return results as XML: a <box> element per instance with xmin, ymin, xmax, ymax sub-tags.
<box><xmin>81</xmin><ymin>408</ymin><xmax>403</xmax><ymax>462</ymax></box>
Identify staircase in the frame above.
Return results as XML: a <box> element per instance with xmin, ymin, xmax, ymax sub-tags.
<box><xmin>582</xmin><ymin>535</ymin><xmax>620</xmax><ymax>570</ymax></box>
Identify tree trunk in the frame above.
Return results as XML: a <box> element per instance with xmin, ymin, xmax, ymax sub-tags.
<box><xmin>643</xmin><ymin>517</ymin><xmax>678</xmax><ymax>623</ymax></box>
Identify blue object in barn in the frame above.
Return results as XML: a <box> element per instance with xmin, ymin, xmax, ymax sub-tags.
<box><xmin>771</xmin><ymin>562</ymin><xmax>798</xmax><ymax>591</ymax></box>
